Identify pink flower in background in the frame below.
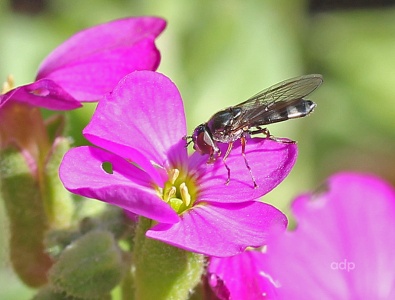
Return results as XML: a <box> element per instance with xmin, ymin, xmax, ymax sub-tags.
<box><xmin>208</xmin><ymin>172</ymin><xmax>395</xmax><ymax>299</ymax></box>
<box><xmin>0</xmin><ymin>17</ymin><xmax>165</xmax><ymax>110</ymax></box>
<box><xmin>60</xmin><ymin>71</ymin><xmax>298</xmax><ymax>257</ymax></box>
<box><xmin>1</xmin><ymin>16</ymin><xmax>165</xmax><ymax>177</ymax></box>
<box><xmin>208</xmin><ymin>250</ymin><xmax>277</xmax><ymax>299</ymax></box>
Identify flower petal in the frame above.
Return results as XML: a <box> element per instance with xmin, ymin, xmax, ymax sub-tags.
<box><xmin>146</xmin><ymin>201</ymin><xmax>287</xmax><ymax>257</ymax></box>
<box><xmin>209</xmin><ymin>251</ymin><xmax>278</xmax><ymax>300</ymax></box>
<box><xmin>264</xmin><ymin>172</ymin><xmax>395</xmax><ymax>299</ymax></box>
<box><xmin>0</xmin><ymin>79</ymin><xmax>82</xmax><ymax>110</ymax></box>
<box><xmin>37</xmin><ymin>17</ymin><xmax>165</xmax><ymax>101</ymax></box>
<box><xmin>191</xmin><ymin>138</ymin><xmax>297</xmax><ymax>203</ymax></box>
<box><xmin>59</xmin><ymin>146</ymin><xmax>179</xmax><ymax>224</ymax></box>
<box><xmin>84</xmin><ymin>71</ymin><xmax>188</xmax><ymax>173</ymax></box>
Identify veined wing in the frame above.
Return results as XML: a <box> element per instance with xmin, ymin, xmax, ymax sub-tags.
<box><xmin>232</xmin><ymin>74</ymin><xmax>323</xmax><ymax>128</ymax></box>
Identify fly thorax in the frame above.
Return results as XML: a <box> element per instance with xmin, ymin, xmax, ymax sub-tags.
<box><xmin>207</xmin><ymin>107</ymin><xmax>243</xmax><ymax>142</ymax></box>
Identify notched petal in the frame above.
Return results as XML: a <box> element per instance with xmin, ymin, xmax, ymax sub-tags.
<box><xmin>101</xmin><ymin>162</ymin><xmax>113</xmax><ymax>174</ymax></box>
<box><xmin>59</xmin><ymin>146</ymin><xmax>179</xmax><ymax>224</ymax></box>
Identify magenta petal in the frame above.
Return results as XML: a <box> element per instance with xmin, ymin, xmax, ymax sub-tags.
<box><xmin>264</xmin><ymin>172</ymin><xmax>395</xmax><ymax>299</ymax></box>
<box><xmin>0</xmin><ymin>79</ymin><xmax>81</xmax><ymax>110</ymax></box>
<box><xmin>59</xmin><ymin>146</ymin><xmax>179</xmax><ymax>224</ymax></box>
<box><xmin>37</xmin><ymin>17</ymin><xmax>165</xmax><ymax>101</ymax></box>
<box><xmin>84</xmin><ymin>71</ymin><xmax>188</xmax><ymax>171</ymax></box>
<box><xmin>146</xmin><ymin>201</ymin><xmax>287</xmax><ymax>257</ymax></box>
<box><xmin>209</xmin><ymin>251</ymin><xmax>278</xmax><ymax>300</ymax></box>
<box><xmin>192</xmin><ymin>138</ymin><xmax>297</xmax><ymax>203</ymax></box>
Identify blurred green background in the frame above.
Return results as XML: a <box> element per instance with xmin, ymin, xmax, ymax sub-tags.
<box><xmin>1</xmin><ymin>0</ymin><xmax>395</xmax><ymax>298</ymax></box>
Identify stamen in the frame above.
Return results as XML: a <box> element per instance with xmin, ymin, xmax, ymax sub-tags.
<box><xmin>168</xmin><ymin>168</ymin><xmax>180</xmax><ymax>185</ymax></box>
<box><xmin>163</xmin><ymin>186</ymin><xmax>176</xmax><ymax>202</ymax></box>
<box><xmin>180</xmin><ymin>182</ymin><xmax>191</xmax><ymax>207</ymax></box>
<box><xmin>2</xmin><ymin>75</ymin><xmax>14</xmax><ymax>93</ymax></box>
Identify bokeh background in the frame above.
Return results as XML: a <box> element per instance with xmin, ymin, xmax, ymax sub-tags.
<box><xmin>1</xmin><ymin>0</ymin><xmax>395</xmax><ymax>298</ymax></box>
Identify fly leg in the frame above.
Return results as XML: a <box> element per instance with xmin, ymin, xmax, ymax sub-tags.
<box><xmin>208</xmin><ymin>147</ymin><xmax>221</xmax><ymax>164</ymax></box>
<box><xmin>248</xmin><ymin>126</ymin><xmax>271</xmax><ymax>138</ymax></box>
<box><xmin>222</xmin><ymin>142</ymin><xmax>233</xmax><ymax>185</ymax></box>
<box><xmin>241</xmin><ymin>136</ymin><xmax>258</xmax><ymax>188</ymax></box>
<box><xmin>248</xmin><ymin>126</ymin><xmax>295</xmax><ymax>144</ymax></box>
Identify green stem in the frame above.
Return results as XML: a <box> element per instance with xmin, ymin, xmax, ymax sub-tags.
<box><xmin>120</xmin><ymin>259</ymin><xmax>135</xmax><ymax>300</ymax></box>
<box><xmin>132</xmin><ymin>217</ymin><xmax>204</xmax><ymax>300</ymax></box>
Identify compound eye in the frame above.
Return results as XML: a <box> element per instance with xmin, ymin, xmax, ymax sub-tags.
<box><xmin>194</xmin><ymin>131</ymin><xmax>213</xmax><ymax>155</ymax></box>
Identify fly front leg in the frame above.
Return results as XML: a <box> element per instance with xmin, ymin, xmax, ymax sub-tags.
<box><xmin>183</xmin><ymin>135</ymin><xmax>193</xmax><ymax>147</ymax></box>
<box><xmin>249</xmin><ymin>126</ymin><xmax>295</xmax><ymax>144</ymax></box>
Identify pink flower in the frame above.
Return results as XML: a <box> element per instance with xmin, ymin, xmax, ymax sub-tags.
<box><xmin>208</xmin><ymin>172</ymin><xmax>395</xmax><ymax>298</ymax></box>
<box><xmin>0</xmin><ymin>17</ymin><xmax>165</xmax><ymax>110</ymax></box>
<box><xmin>59</xmin><ymin>71</ymin><xmax>298</xmax><ymax>257</ymax></box>
<box><xmin>208</xmin><ymin>251</ymin><xmax>277</xmax><ymax>299</ymax></box>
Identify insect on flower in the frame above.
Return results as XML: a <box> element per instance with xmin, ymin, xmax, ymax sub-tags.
<box><xmin>185</xmin><ymin>74</ymin><xmax>323</xmax><ymax>188</ymax></box>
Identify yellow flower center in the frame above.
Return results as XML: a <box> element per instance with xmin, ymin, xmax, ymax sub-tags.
<box><xmin>160</xmin><ymin>168</ymin><xmax>196</xmax><ymax>214</ymax></box>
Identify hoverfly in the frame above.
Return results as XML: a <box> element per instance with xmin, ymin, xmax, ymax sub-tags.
<box><xmin>185</xmin><ymin>74</ymin><xmax>323</xmax><ymax>188</ymax></box>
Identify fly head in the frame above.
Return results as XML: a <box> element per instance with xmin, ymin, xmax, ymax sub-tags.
<box><xmin>191</xmin><ymin>124</ymin><xmax>219</xmax><ymax>162</ymax></box>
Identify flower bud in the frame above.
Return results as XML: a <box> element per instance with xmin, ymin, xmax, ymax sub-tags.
<box><xmin>49</xmin><ymin>230</ymin><xmax>124</xmax><ymax>299</ymax></box>
<box><xmin>0</xmin><ymin>147</ymin><xmax>52</xmax><ymax>287</ymax></box>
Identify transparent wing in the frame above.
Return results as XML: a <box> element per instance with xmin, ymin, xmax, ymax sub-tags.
<box><xmin>232</xmin><ymin>74</ymin><xmax>323</xmax><ymax>128</ymax></box>
<box><xmin>235</xmin><ymin>74</ymin><xmax>323</xmax><ymax>109</ymax></box>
